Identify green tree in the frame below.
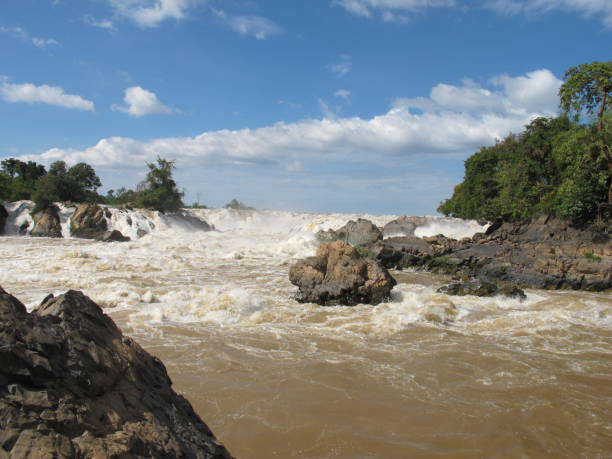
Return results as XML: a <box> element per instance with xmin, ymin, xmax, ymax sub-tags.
<box><xmin>0</xmin><ymin>159</ymin><xmax>46</xmax><ymax>201</ymax></box>
<box><xmin>136</xmin><ymin>156</ymin><xmax>184</xmax><ymax>212</ymax></box>
<box><xmin>559</xmin><ymin>61</ymin><xmax>612</xmax><ymax>203</ymax></box>
<box><xmin>47</xmin><ymin>160</ymin><xmax>102</xmax><ymax>202</ymax></box>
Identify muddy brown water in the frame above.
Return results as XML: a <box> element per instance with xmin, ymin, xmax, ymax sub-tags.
<box><xmin>1</xmin><ymin>213</ymin><xmax>611</xmax><ymax>458</ymax></box>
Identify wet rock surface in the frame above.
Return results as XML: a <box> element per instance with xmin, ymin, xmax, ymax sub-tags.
<box><xmin>31</xmin><ymin>206</ymin><xmax>62</xmax><ymax>238</ymax></box>
<box><xmin>0</xmin><ymin>287</ymin><xmax>233</xmax><ymax>459</ymax></box>
<box><xmin>0</xmin><ymin>203</ymin><xmax>7</xmax><ymax>234</ymax></box>
<box><xmin>70</xmin><ymin>204</ymin><xmax>109</xmax><ymax>239</ymax></box>
<box><xmin>316</xmin><ymin>218</ymin><xmax>382</xmax><ymax>247</ymax></box>
<box><xmin>363</xmin><ymin>216</ymin><xmax>612</xmax><ymax>291</ymax></box>
<box><xmin>289</xmin><ymin>240</ymin><xmax>396</xmax><ymax>306</ymax></box>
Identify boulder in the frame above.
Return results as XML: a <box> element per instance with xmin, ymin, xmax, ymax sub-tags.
<box><xmin>0</xmin><ymin>287</ymin><xmax>233</xmax><ymax>458</ymax></box>
<box><xmin>96</xmin><ymin>229</ymin><xmax>131</xmax><ymax>242</ymax></box>
<box><xmin>382</xmin><ymin>216</ymin><xmax>427</xmax><ymax>238</ymax></box>
<box><xmin>437</xmin><ymin>281</ymin><xmax>526</xmax><ymax>300</ymax></box>
<box><xmin>0</xmin><ymin>203</ymin><xmax>7</xmax><ymax>234</ymax></box>
<box><xmin>289</xmin><ymin>240</ymin><xmax>396</xmax><ymax>306</ymax></box>
<box><xmin>70</xmin><ymin>204</ymin><xmax>109</xmax><ymax>239</ymax></box>
<box><xmin>316</xmin><ymin>218</ymin><xmax>382</xmax><ymax>247</ymax></box>
<box><xmin>31</xmin><ymin>206</ymin><xmax>62</xmax><ymax>238</ymax></box>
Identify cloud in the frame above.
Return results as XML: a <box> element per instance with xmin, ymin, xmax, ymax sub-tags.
<box><xmin>0</xmin><ymin>26</ymin><xmax>60</xmax><ymax>48</ymax></box>
<box><xmin>334</xmin><ymin>89</ymin><xmax>351</xmax><ymax>103</ymax></box>
<box><xmin>107</xmin><ymin>0</ymin><xmax>201</xmax><ymax>28</ymax></box>
<box><xmin>112</xmin><ymin>86</ymin><xmax>173</xmax><ymax>117</ymax></box>
<box><xmin>486</xmin><ymin>0</ymin><xmax>612</xmax><ymax>28</ymax></box>
<box><xmin>0</xmin><ymin>77</ymin><xmax>94</xmax><ymax>111</ymax></box>
<box><xmin>212</xmin><ymin>9</ymin><xmax>282</xmax><ymax>39</ymax></box>
<box><xmin>335</xmin><ymin>0</ymin><xmax>455</xmax><ymax>19</ymax></box>
<box><xmin>84</xmin><ymin>15</ymin><xmax>115</xmax><ymax>30</ymax></box>
<box><xmin>31</xmin><ymin>69</ymin><xmax>562</xmax><ymax>172</ymax></box>
<box><xmin>330</xmin><ymin>55</ymin><xmax>352</xmax><ymax>78</ymax></box>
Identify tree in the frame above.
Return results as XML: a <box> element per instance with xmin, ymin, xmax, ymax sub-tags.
<box><xmin>559</xmin><ymin>61</ymin><xmax>612</xmax><ymax>203</ymax></box>
<box><xmin>47</xmin><ymin>160</ymin><xmax>102</xmax><ymax>202</ymax></box>
<box><xmin>136</xmin><ymin>156</ymin><xmax>184</xmax><ymax>212</ymax></box>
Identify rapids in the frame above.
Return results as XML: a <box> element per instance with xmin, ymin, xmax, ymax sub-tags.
<box><xmin>1</xmin><ymin>206</ymin><xmax>610</xmax><ymax>457</ymax></box>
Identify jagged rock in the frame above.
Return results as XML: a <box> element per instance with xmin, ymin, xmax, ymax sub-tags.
<box><xmin>316</xmin><ymin>219</ymin><xmax>382</xmax><ymax>247</ymax></box>
<box><xmin>0</xmin><ymin>287</ymin><xmax>233</xmax><ymax>459</ymax></box>
<box><xmin>289</xmin><ymin>240</ymin><xmax>396</xmax><ymax>306</ymax></box>
<box><xmin>382</xmin><ymin>216</ymin><xmax>427</xmax><ymax>238</ymax></box>
<box><xmin>96</xmin><ymin>229</ymin><xmax>130</xmax><ymax>242</ymax></box>
<box><xmin>70</xmin><ymin>204</ymin><xmax>109</xmax><ymax>239</ymax></box>
<box><xmin>167</xmin><ymin>212</ymin><xmax>213</xmax><ymax>232</ymax></box>
<box><xmin>437</xmin><ymin>281</ymin><xmax>526</xmax><ymax>300</ymax></box>
<box><xmin>0</xmin><ymin>203</ymin><xmax>7</xmax><ymax>234</ymax></box>
<box><xmin>31</xmin><ymin>206</ymin><xmax>62</xmax><ymax>238</ymax></box>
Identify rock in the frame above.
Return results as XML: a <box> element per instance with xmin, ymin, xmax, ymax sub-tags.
<box><xmin>31</xmin><ymin>206</ymin><xmax>62</xmax><ymax>238</ymax></box>
<box><xmin>70</xmin><ymin>204</ymin><xmax>109</xmax><ymax>239</ymax></box>
<box><xmin>382</xmin><ymin>216</ymin><xmax>427</xmax><ymax>238</ymax></box>
<box><xmin>289</xmin><ymin>240</ymin><xmax>396</xmax><ymax>306</ymax></box>
<box><xmin>0</xmin><ymin>203</ymin><xmax>7</xmax><ymax>234</ymax></box>
<box><xmin>0</xmin><ymin>287</ymin><xmax>233</xmax><ymax>459</ymax></box>
<box><xmin>437</xmin><ymin>281</ymin><xmax>499</xmax><ymax>297</ymax></box>
<box><xmin>167</xmin><ymin>212</ymin><xmax>214</xmax><ymax>232</ymax></box>
<box><xmin>96</xmin><ymin>229</ymin><xmax>130</xmax><ymax>242</ymax></box>
<box><xmin>316</xmin><ymin>218</ymin><xmax>382</xmax><ymax>247</ymax></box>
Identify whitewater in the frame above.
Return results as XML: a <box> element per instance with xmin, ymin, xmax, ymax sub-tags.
<box><xmin>1</xmin><ymin>203</ymin><xmax>611</xmax><ymax>458</ymax></box>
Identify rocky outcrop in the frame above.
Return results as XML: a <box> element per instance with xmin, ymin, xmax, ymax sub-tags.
<box><xmin>382</xmin><ymin>216</ymin><xmax>428</xmax><ymax>238</ymax></box>
<box><xmin>363</xmin><ymin>216</ymin><xmax>612</xmax><ymax>292</ymax></box>
<box><xmin>97</xmin><ymin>229</ymin><xmax>131</xmax><ymax>242</ymax></box>
<box><xmin>31</xmin><ymin>206</ymin><xmax>62</xmax><ymax>238</ymax></box>
<box><xmin>437</xmin><ymin>281</ymin><xmax>526</xmax><ymax>300</ymax></box>
<box><xmin>289</xmin><ymin>240</ymin><xmax>396</xmax><ymax>306</ymax></box>
<box><xmin>70</xmin><ymin>204</ymin><xmax>109</xmax><ymax>239</ymax></box>
<box><xmin>316</xmin><ymin>218</ymin><xmax>382</xmax><ymax>247</ymax></box>
<box><xmin>168</xmin><ymin>212</ymin><xmax>214</xmax><ymax>232</ymax></box>
<box><xmin>0</xmin><ymin>203</ymin><xmax>7</xmax><ymax>234</ymax></box>
<box><xmin>0</xmin><ymin>287</ymin><xmax>233</xmax><ymax>459</ymax></box>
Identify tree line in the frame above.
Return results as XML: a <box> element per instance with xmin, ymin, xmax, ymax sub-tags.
<box><xmin>438</xmin><ymin>61</ymin><xmax>612</xmax><ymax>224</ymax></box>
<box><xmin>0</xmin><ymin>156</ymin><xmax>184</xmax><ymax>213</ymax></box>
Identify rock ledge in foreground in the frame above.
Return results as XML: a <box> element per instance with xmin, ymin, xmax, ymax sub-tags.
<box><xmin>0</xmin><ymin>287</ymin><xmax>232</xmax><ymax>459</ymax></box>
<box><xmin>289</xmin><ymin>240</ymin><xmax>396</xmax><ymax>306</ymax></box>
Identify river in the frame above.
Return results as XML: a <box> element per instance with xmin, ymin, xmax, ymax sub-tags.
<box><xmin>1</xmin><ymin>205</ymin><xmax>610</xmax><ymax>458</ymax></box>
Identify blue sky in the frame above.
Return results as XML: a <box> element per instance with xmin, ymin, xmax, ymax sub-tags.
<box><xmin>1</xmin><ymin>0</ymin><xmax>611</xmax><ymax>214</ymax></box>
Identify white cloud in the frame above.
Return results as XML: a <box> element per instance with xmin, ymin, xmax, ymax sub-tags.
<box><xmin>486</xmin><ymin>0</ymin><xmax>612</xmax><ymax>28</ymax></box>
<box><xmin>335</xmin><ymin>0</ymin><xmax>455</xmax><ymax>18</ymax></box>
<box><xmin>108</xmin><ymin>0</ymin><xmax>201</xmax><ymax>28</ymax></box>
<box><xmin>334</xmin><ymin>89</ymin><xmax>351</xmax><ymax>103</ymax></box>
<box><xmin>212</xmin><ymin>9</ymin><xmax>282</xmax><ymax>39</ymax></box>
<box><xmin>0</xmin><ymin>78</ymin><xmax>94</xmax><ymax>111</ymax></box>
<box><xmin>112</xmin><ymin>86</ymin><xmax>173</xmax><ymax>117</ymax></box>
<box><xmin>84</xmin><ymin>15</ymin><xmax>115</xmax><ymax>30</ymax></box>
<box><xmin>330</xmin><ymin>55</ymin><xmax>352</xmax><ymax>78</ymax></box>
<box><xmin>32</xmin><ymin>37</ymin><xmax>60</xmax><ymax>48</ymax></box>
<box><xmin>0</xmin><ymin>26</ymin><xmax>60</xmax><ymax>48</ymax></box>
<box><xmin>31</xmin><ymin>69</ymin><xmax>562</xmax><ymax>171</ymax></box>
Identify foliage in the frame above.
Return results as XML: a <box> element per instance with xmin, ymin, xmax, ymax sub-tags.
<box><xmin>224</xmin><ymin>199</ymin><xmax>254</xmax><ymax>210</ymax></box>
<box><xmin>584</xmin><ymin>252</ymin><xmax>602</xmax><ymax>262</ymax></box>
<box><xmin>1</xmin><ymin>159</ymin><xmax>46</xmax><ymax>201</ymax></box>
<box><xmin>47</xmin><ymin>161</ymin><xmax>102</xmax><ymax>203</ymax></box>
<box><xmin>438</xmin><ymin>115</ymin><xmax>609</xmax><ymax>224</ymax></box>
<box><xmin>559</xmin><ymin>61</ymin><xmax>612</xmax><ymax>203</ymax></box>
<box><xmin>31</xmin><ymin>174</ymin><xmax>60</xmax><ymax>214</ymax></box>
<box><xmin>135</xmin><ymin>156</ymin><xmax>184</xmax><ymax>212</ymax></box>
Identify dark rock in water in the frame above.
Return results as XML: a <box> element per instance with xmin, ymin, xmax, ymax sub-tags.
<box><xmin>382</xmin><ymin>216</ymin><xmax>427</xmax><ymax>238</ymax></box>
<box><xmin>316</xmin><ymin>218</ymin><xmax>382</xmax><ymax>247</ymax></box>
<box><xmin>31</xmin><ymin>206</ymin><xmax>62</xmax><ymax>238</ymax></box>
<box><xmin>168</xmin><ymin>212</ymin><xmax>214</xmax><ymax>232</ymax></box>
<box><xmin>0</xmin><ymin>287</ymin><xmax>233</xmax><ymax>459</ymax></box>
<box><xmin>438</xmin><ymin>281</ymin><xmax>526</xmax><ymax>300</ymax></box>
<box><xmin>0</xmin><ymin>203</ymin><xmax>7</xmax><ymax>234</ymax></box>
<box><xmin>96</xmin><ymin>229</ymin><xmax>130</xmax><ymax>242</ymax></box>
<box><xmin>289</xmin><ymin>240</ymin><xmax>396</xmax><ymax>306</ymax></box>
<box><xmin>70</xmin><ymin>203</ymin><xmax>109</xmax><ymax>239</ymax></box>
<box><xmin>438</xmin><ymin>281</ymin><xmax>498</xmax><ymax>297</ymax></box>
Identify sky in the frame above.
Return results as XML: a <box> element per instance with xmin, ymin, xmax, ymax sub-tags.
<box><xmin>1</xmin><ymin>0</ymin><xmax>611</xmax><ymax>215</ymax></box>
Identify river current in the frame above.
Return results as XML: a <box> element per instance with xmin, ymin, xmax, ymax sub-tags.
<box><xmin>1</xmin><ymin>204</ymin><xmax>611</xmax><ymax>458</ymax></box>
